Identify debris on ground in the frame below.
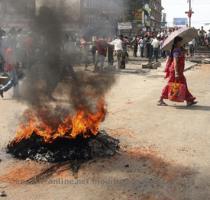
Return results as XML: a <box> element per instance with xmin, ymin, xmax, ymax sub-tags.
<box><xmin>0</xmin><ymin>191</ymin><xmax>6</xmax><ymax>197</ymax></box>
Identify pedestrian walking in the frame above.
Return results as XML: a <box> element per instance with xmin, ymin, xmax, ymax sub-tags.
<box><xmin>158</xmin><ymin>36</ymin><xmax>197</xmax><ymax>106</ymax></box>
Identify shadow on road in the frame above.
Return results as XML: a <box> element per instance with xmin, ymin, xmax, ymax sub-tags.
<box><xmin>175</xmin><ymin>105</ymin><xmax>210</xmax><ymax>111</ymax></box>
<box><xmin>1</xmin><ymin>146</ymin><xmax>209</xmax><ymax>199</ymax></box>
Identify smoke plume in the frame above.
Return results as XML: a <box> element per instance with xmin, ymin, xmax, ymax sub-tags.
<box><xmin>10</xmin><ymin>1</ymin><xmax>121</xmax><ymax>124</ymax></box>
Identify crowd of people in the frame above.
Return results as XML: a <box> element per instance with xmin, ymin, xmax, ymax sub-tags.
<box><xmin>0</xmin><ymin>25</ymin><xmax>207</xmax><ymax>99</ymax></box>
<box><xmin>78</xmin><ymin>27</ymin><xmax>202</xmax><ymax>71</ymax></box>
<box><xmin>79</xmin><ymin>31</ymin><xmax>173</xmax><ymax>71</ymax></box>
<box><xmin>0</xmin><ymin>27</ymin><xmax>27</xmax><ymax>98</ymax></box>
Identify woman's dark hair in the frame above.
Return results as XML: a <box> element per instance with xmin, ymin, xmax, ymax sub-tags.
<box><xmin>170</xmin><ymin>36</ymin><xmax>183</xmax><ymax>57</ymax></box>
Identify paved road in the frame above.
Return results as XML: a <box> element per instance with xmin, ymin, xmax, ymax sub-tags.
<box><xmin>0</xmin><ymin>63</ymin><xmax>210</xmax><ymax>200</ymax></box>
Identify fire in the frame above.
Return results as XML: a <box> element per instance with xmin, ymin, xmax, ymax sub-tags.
<box><xmin>13</xmin><ymin>99</ymin><xmax>106</xmax><ymax>143</ymax></box>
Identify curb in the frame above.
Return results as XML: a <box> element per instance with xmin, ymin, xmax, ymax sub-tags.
<box><xmin>184</xmin><ymin>63</ymin><xmax>198</xmax><ymax>72</ymax></box>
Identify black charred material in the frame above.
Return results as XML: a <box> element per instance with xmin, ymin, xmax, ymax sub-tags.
<box><xmin>7</xmin><ymin>131</ymin><xmax>119</xmax><ymax>164</ymax></box>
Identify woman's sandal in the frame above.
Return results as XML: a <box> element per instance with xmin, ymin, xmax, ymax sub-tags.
<box><xmin>187</xmin><ymin>101</ymin><xmax>198</xmax><ymax>107</ymax></box>
<box><xmin>157</xmin><ymin>100</ymin><xmax>168</xmax><ymax>106</ymax></box>
<box><xmin>0</xmin><ymin>90</ymin><xmax>3</xmax><ymax>98</ymax></box>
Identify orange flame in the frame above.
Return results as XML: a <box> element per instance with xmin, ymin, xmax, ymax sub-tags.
<box><xmin>13</xmin><ymin>99</ymin><xmax>106</xmax><ymax>143</ymax></box>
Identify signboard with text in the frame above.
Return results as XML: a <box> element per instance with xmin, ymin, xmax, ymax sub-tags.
<box><xmin>173</xmin><ymin>18</ymin><xmax>188</xmax><ymax>26</ymax></box>
<box><xmin>118</xmin><ymin>22</ymin><xmax>132</xmax><ymax>30</ymax></box>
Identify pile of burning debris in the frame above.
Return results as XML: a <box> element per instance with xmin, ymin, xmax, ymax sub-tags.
<box><xmin>7</xmin><ymin>130</ymin><xmax>119</xmax><ymax>163</ymax></box>
<box><xmin>7</xmin><ymin>100</ymin><xmax>119</xmax><ymax>171</ymax></box>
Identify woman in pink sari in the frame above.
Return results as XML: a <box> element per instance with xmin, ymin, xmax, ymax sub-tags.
<box><xmin>158</xmin><ymin>36</ymin><xmax>197</xmax><ymax>106</ymax></box>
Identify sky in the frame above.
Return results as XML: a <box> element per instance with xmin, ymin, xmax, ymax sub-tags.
<box><xmin>162</xmin><ymin>0</ymin><xmax>210</xmax><ymax>29</ymax></box>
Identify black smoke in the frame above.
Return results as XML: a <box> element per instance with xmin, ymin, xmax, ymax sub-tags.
<box><xmin>15</xmin><ymin>4</ymin><xmax>117</xmax><ymax>125</ymax></box>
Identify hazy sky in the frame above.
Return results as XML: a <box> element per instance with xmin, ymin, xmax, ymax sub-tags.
<box><xmin>162</xmin><ymin>0</ymin><xmax>210</xmax><ymax>29</ymax></box>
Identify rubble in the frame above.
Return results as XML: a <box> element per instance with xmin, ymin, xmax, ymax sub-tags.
<box><xmin>142</xmin><ymin>61</ymin><xmax>161</xmax><ymax>69</ymax></box>
<box><xmin>7</xmin><ymin>130</ymin><xmax>120</xmax><ymax>171</ymax></box>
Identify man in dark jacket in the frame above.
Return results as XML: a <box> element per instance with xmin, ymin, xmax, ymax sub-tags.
<box><xmin>95</xmin><ymin>36</ymin><xmax>108</xmax><ymax>71</ymax></box>
<box><xmin>131</xmin><ymin>36</ymin><xmax>138</xmax><ymax>57</ymax></box>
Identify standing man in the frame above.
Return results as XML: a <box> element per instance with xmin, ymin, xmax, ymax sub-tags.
<box><xmin>207</xmin><ymin>30</ymin><xmax>210</xmax><ymax>47</ymax></box>
<box><xmin>151</xmin><ymin>36</ymin><xmax>160</xmax><ymax>62</ymax></box>
<box><xmin>91</xmin><ymin>36</ymin><xmax>97</xmax><ymax>66</ymax></box>
<box><xmin>199</xmin><ymin>26</ymin><xmax>206</xmax><ymax>46</ymax></box>
<box><xmin>123</xmin><ymin>36</ymin><xmax>129</xmax><ymax>66</ymax></box>
<box><xmin>188</xmin><ymin>39</ymin><xmax>196</xmax><ymax>57</ymax></box>
<box><xmin>95</xmin><ymin>36</ymin><xmax>108</xmax><ymax>71</ymax></box>
<box><xmin>131</xmin><ymin>36</ymin><xmax>138</xmax><ymax>57</ymax></box>
<box><xmin>80</xmin><ymin>36</ymin><xmax>89</xmax><ymax>70</ymax></box>
<box><xmin>0</xmin><ymin>27</ymin><xmax>5</xmax><ymax>54</ymax></box>
<box><xmin>110</xmin><ymin>35</ymin><xmax>126</xmax><ymax>69</ymax></box>
<box><xmin>139</xmin><ymin>37</ymin><xmax>145</xmax><ymax>57</ymax></box>
<box><xmin>0</xmin><ymin>48</ymin><xmax>19</xmax><ymax>98</ymax></box>
<box><xmin>145</xmin><ymin>36</ymin><xmax>152</xmax><ymax>61</ymax></box>
<box><xmin>107</xmin><ymin>37</ymin><xmax>114</xmax><ymax>67</ymax></box>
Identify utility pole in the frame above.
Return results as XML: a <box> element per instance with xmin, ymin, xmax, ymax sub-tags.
<box><xmin>185</xmin><ymin>0</ymin><xmax>194</xmax><ymax>27</ymax></box>
<box><xmin>189</xmin><ymin>0</ymin><xmax>192</xmax><ymax>27</ymax></box>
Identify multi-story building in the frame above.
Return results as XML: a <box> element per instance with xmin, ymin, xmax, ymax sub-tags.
<box><xmin>124</xmin><ymin>0</ymin><xmax>163</xmax><ymax>33</ymax></box>
<box><xmin>0</xmin><ymin>0</ymin><xmax>35</xmax><ymax>27</ymax></box>
<box><xmin>35</xmin><ymin>0</ymin><xmax>123</xmax><ymax>35</ymax></box>
<box><xmin>161</xmin><ymin>12</ymin><xmax>167</xmax><ymax>28</ymax></box>
<box><xmin>148</xmin><ymin>0</ymin><xmax>163</xmax><ymax>31</ymax></box>
<box><xmin>81</xmin><ymin>0</ymin><xmax>123</xmax><ymax>35</ymax></box>
<box><xmin>0</xmin><ymin>0</ymin><xmax>162</xmax><ymax>34</ymax></box>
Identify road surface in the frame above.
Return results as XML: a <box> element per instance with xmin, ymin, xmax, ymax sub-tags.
<box><xmin>0</xmin><ymin>63</ymin><xmax>210</xmax><ymax>200</ymax></box>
